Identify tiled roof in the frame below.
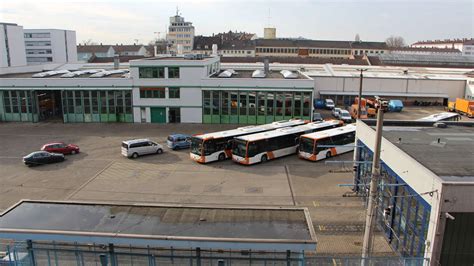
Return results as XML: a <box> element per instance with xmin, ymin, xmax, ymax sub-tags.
<box><xmin>88</xmin><ymin>55</ymin><xmax>145</xmax><ymax>63</ymax></box>
<box><xmin>77</xmin><ymin>45</ymin><xmax>112</xmax><ymax>53</ymax></box>
<box><xmin>113</xmin><ymin>44</ymin><xmax>145</xmax><ymax>52</ymax></box>
<box><xmin>255</xmin><ymin>39</ymin><xmax>388</xmax><ymax>50</ymax></box>
<box><xmin>389</xmin><ymin>47</ymin><xmax>461</xmax><ymax>53</ymax></box>
<box><xmin>220</xmin><ymin>56</ymin><xmax>369</xmax><ymax>65</ymax></box>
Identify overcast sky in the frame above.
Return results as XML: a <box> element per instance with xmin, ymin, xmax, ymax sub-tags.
<box><xmin>1</xmin><ymin>0</ymin><xmax>473</xmax><ymax>45</ymax></box>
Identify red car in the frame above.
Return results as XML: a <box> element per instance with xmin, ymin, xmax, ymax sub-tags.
<box><xmin>41</xmin><ymin>142</ymin><xmax>80</xmax><ymax>155</ymax></box>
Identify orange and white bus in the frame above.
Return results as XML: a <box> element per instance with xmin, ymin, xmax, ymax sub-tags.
<box><xmin>298</xmin><ymin>124</ymin><xmax>356</xmax><ymax>161</ymax></box>
<box><xmin>231</xmin><ymin>120</ymin><xmax>342</xmax><ymax>165</ymax></box>
<box><xmin>190</xmin><ymin>119</ymin><xmax>306</xmax><ymax>163</ymax></box>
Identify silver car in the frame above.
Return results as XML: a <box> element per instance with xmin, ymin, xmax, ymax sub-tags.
<box><xmin>121</xmin><ymin>139</ymin><xmax>163</xmax><ymax>159</ymax></box>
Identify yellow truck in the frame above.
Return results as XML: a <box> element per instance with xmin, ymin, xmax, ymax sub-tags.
<box><xmin>447</xmin><ymin>98</ymin><xmax>474</xmax><ymax>118</ymax></box>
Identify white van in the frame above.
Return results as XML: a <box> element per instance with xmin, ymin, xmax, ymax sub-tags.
<box><xmin>121</xmin><ymin>139</ymin><xmax>163</xmax><ymax>158</ymax></box>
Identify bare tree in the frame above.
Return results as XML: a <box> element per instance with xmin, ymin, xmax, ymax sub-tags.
<box><xmin>385</xmin><ymin>36</ymin><xmax>406</xmax><ymax>47</ymax></box>
<box><xmin>355</xmin><ymin>33</ymin><xmax>361</xmax><ymax>42</ymax></box>
<box><xmin>81</xmin><ymin>39</ymin><xmax>98</xmax><ymax>45</ymax></box>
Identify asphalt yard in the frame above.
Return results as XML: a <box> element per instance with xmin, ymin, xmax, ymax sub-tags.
<box><xmin>0</xmin><ymin>107</ymin><xmax>449</xmax><ymax>256</ymax></box>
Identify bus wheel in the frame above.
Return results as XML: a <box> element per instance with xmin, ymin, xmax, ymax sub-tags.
<box><xmin>261</xmin><ymin>155</ymin><xmax>268</xmax><ymax>163</ymax></box>
<box><xmin>326</xmin><ymin>151</ymin><xmax>332</xmax><ymax>159</ymax></box>
<box><xmin>218</xmin><ymin>153</ymin><xmax>226</xmax><ymax>161</ymax></box>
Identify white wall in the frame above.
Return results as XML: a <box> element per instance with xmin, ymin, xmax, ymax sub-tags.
<box><xmin>355</xmin><ymin>121</ymin><xmax>443</xmax><ymax>264</ymax></box>
<box><xmin>24</xmin><ymin>29</ymin><xmax>77</xmax><ymax>64</ymax></box>
<box><xmin>181</xmin><ymin>107</ymin><xmax>202</xmax><ymax>123</ymax></box>
<box><xmin>65</xmin><ymin>30</ymin><xmax>78</xmax><ymax>63</ymax></box>
<box><xmin>313</xmin><ymin>76</ymin><xmax>466</xmax><ymax>100</ymax></box>
<box><xmin>0</xmin><ymin>24</ymin><xmax>27</xmax><ymax>67</ymax></box>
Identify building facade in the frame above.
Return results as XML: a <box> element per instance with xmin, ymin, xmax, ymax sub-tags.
<box><xmin>0</xmin><ymin>23</ymin><xmax>27</xmax><ymax>68</ymax></box>
<box><xmin>24</xmin><ymin>29</ymin><xmax>77</xmax><ymax>65</ymax></box>
<box><xmin>167</xmin><ymin>13</ymin><xmax>195</xmax><ymax>54</ymax></box>
<box><xmin>354</xmin><ymin>120</ymin><xmax>474</xmax><ymax>265</ymax></box>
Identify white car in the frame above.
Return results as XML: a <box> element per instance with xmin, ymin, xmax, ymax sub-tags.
<box><xmin>339</xmin><ymin>110</ymin><xmax>353</xmax><ymax>123</ymax></box>
<box><xmin>332</xmin><ymin>107</ymin><xmax>342</xmax><ymax>118</ymax></box>
<box><xmin>121</xmin><ymin>139</ymin><xmax>163</xmax><ymax>159</ymax></box>
<box><xmin>325</xmin><ymin>99</ymin><xmax>335</xmax><ymax>109</ymax></box>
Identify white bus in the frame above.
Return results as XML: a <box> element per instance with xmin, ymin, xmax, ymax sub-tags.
<box><xmin>190</xmin><ymin>119</ymin><xmax>307</xmax><ymax>163</ymax></box>
<box><xmin>298</xmin><ymin>124</ymin><xmax>356</xmax><ymax>161</ymax></box>
<box><xmin>231</xmin><ymin>120</ymin><xmax>343</xmax><ymax>165</ymax></box>
<box><xmin>416</xmin><ymin>112</ymin><xmax>461</xmax><ymax>122</ymax></box>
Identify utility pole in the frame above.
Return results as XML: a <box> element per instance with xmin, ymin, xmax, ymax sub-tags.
<box><xmin>356</xmin><ymin>68</ymin><xmax>368</xmax><ymax>119</ymax></box>
<box><xmin>361</xmin><ymin>101</ymin><xmax>384</xmax><ymax>264</ymax></box>
<box><xmin>353</xmin><ymin>68</ymin><xmax>368</xmax><ymax>192</ymax></box>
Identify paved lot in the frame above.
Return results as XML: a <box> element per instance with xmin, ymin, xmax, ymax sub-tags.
<box><xmin>0</xmin><ymin>107</ymin><xmax>452</xmax><ymax>255</ymax></box>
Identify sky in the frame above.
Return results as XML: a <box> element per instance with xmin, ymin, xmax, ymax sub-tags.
<box><xmin>0</xmin><ymin>0</ymin><xmax>473</xmax><ymax>45</ymax></box>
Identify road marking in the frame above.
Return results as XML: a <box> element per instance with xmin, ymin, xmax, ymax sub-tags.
<box><xmin>312</xmin><ymin>201</ymin><xmax>320</xmax><ymax>207</ymax></box>
<box><xmin>65</xmin><ymin>161</ymin><xmax>114</xmax><ymax>200</ymax></box>
<box><xmin>284</xmin><ymin>165</ymin><xmax>296</xmax><ymax>206</ymax></box>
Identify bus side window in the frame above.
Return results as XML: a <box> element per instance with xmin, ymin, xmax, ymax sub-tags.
<box><xmin>316</xmin><ymin>138</ymin><xmax>331</xmax><ymax>153</ymax></box>
<box><xmin>248</xmin><ymin>142</ymin><xmax>258</xmax><ymax>157</ymax></box>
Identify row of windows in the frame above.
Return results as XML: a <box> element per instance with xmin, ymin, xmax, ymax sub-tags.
<box><xmin>169</xmin><ymin>27</ymin><xmax>193</xmax><ymax>31</ymax></box>
<box><xmin>26</xmin><ymin>57</ymin><xmax>52</xmax><ymax>62</ymax></box>
<box><xmin>24</xmin><ymin>33</ymin><xmax>51</xmax><ymax>38</ymax></box>
<box><xmin>139</xmin><ymin>88</ymin><xmax>180</xmax><ymax>99</ymax></box>
<box><xmin>62</xmin><ymin>90</ymin><xmax>132</xmax><ymax>115</ymax></box>
<box><xmin>26</xmin><ymin>49</ymin><xmax>52</xmax><ymax>55</ymax></box>
<box><xmin>25</xmin><ymin>41</ymin><xmax>51</xmax><ymax>47</ymax></box>
<box><xmin>138</xmin><ymin>67</ymin><xmax>180</xmax><ymax>79</ymax></box>
<box><xmin>176</xmin><ymin>40</ymin><xmax>191</xmax><ymax>44</ymax></box>
<box><xmin>3</xmin><ymin>90</ymin><xmax>34</xmax><ymax>114</ymax></box>
<box><xmin>256</xmin><ymin>47</ymin><xmax>351</xmax><ymax>55</ymax></box>
<box><xmin>203</xmin><ymin>91</ymin><xmax>311</xmax><ymax>117</ymax></box>
<box><xmin>175</xmin><ymin>34</ymin><xmax>192</xmax><ymax>38</ymax></box>
<box><xmin>223</xmin><ymin>50</ymin><xmax>252</xmax><ymax>54</ymax></box>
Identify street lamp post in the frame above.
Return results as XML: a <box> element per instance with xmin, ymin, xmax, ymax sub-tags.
<box><xmin>356</xmin><ymin>68</ymin><xmax>368</xmax><ymax>119</ymax></box>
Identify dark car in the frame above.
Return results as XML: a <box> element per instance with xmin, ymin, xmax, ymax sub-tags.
<box><xmin>23</xmin><ymin>151</ymin><xmax>65</xmax><ymax>166</ymax></box>
<box><xmin>312</xmin><ymin>112</ymin><xmax>323</xmax><ymax>122</ymax></box>
<box><xmin>41</xmin><ymin>142</ymin><xmax>80</xmax><ymax>155</ymax></box>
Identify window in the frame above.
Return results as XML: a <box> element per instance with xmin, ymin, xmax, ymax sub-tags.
<box><xmin>139</xmin><ymin>67</ymin><xmax>164</xmax><ymax>78</ymax></box>
<box><xmin>24</xmin><ymin>32</ymin><xmax>51</xmax><ymax>38</ymax></box>
<box><xmin>169</xmin><ymin>87</ymin><xmax>180</xmax><ymax>98</ymax></box>
<box><xmin>139</xmin><ymin>88</ymin><xmax>165</xmax><ymax>98</ymax></box>
<box><xmin>168</xmin><ymin>67</ymin><xmax>180</xmax><ymax>78</ymax></box>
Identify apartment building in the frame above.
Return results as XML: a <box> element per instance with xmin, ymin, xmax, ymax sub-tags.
<box><xmin>0</xmin><ymin>23</ymin><xmax>27</xmax><ymax>67</ymax></box>
<box><xmin>167</xmin><ymin>12</ymin><xmax>195</xmax><ymax>54</ymax></box>
<box><xmin>24</xmin><ymin>29</ymin><xmax>77</xmax><ymax>65</ymax></box>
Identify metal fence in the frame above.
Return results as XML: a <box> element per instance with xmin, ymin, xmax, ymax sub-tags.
<box><xmin>0</xmin><ymin>241</ymin><xmax>429</xmax><ymax>266</ymax></box>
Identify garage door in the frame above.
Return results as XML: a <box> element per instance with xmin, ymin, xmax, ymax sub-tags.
<box><xmin>150</xmin><ymin>107</ymin><xmax>166</xmax><ymax>123</ymax></box>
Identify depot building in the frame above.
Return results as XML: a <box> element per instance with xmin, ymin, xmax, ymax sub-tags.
<box><xmin>0</xmin><ymin>55</ymin><xmax>469</xmax><ymax>124</ymax></box>
<box><xmin>0</xmin><ymin>56</ymin><xmax>314</xmax><ymax>123</ymax></box>
<box><xmin>354</xmin><ymin>120</ymin><xmax>474</xmax><ymax>265</ymax></box>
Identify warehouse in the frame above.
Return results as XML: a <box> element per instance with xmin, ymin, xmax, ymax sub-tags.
<box><xmin>354</xmin><ymin>120</ymin><xmax>474</xmax><ymax>265</ymax></box>
<box><xmin>0</xmin><ymin>56</ymin><xmax>470</xmax><ymax>123</ymax></box>
<box><xmin>0</xmin><ymin>200</ymin><xmax>317</xmax><ymax>264</ymax></box>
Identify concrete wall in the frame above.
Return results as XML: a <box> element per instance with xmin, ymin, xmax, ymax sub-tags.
<box><xmin>0</xmin><ymin>24</ymin><xmax>27</xmax><ymax>67</ymax></box>
<box><xmin>313</xmin><ymin>76</ymin><xmax>466</xmax><ymax>101</ymax></box>
<box><xmin>181</xmin><ymin>107</ymin><xmax>202</xmax><ymax>123</ymax></box>
<box><xmin>355</xmin><ymin>121</ymin><xmax>443</xmax><ymax>263</ymax></box>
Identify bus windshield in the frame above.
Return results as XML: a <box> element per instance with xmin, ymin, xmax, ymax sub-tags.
<box><xmin>232</xmin><ymin>139</ymin><xmax>247</xmax><ymax>158</ymax></box>
<box><xmin>299</xmin><ymin>137</ymin><xmax>315</xmax><ymax>154</ymax></box>
<box><xmin>190</xmin><ymin>137</ymin><xmax>203</xmax><ymax>155</ymax></box>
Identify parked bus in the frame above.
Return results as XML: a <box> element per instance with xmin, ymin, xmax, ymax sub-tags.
<box><xmin>298</xmin><ymin>124</ymin><xmax>356</xmax><ymax>161</ymax></box>
<box><xmin>190</xmin><ymin>119</ymin><xmax>307</xmax><ymax>163</ymax></box>
<box><xmin>232</xmin><ymin>120</ymin><xmax>342</xmax><ymax>165</ymax></box>
<box><xmin>416</xmin><ymin>112</ymin><xmax>461</xmax><ymax>122</ymax></box>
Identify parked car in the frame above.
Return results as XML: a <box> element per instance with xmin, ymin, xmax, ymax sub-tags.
<box><xmin>339</xmin><ymin>110</ymin><xmax>353</xmax><ymax>123</ymax></box>
<box><xmin>388</xmin><ymin>100</ymin><xmax>404</xmax><ymax>112</ymax></box>
<box><xmin>121</xmin><ymin>139</ymin><xmax>163</xmax><ymax>159</ymax></box>
<box><xmin>41</xmin><ymin>142</ymin><xmax>80</xmax><ymax>155</ymax></box>
<box><xmin>167</xmin><ymin>134</ymin><xmax>191</xmax><ymax>150</ymax></box>
<box><xmin>325</xmin><ymin>99</ymin><xmax>335</xmax><ymax>109</ymax></box>
<box><xmin>312</xmin><ymin>112</ymin><xmax>323</xmax><ymax>122</ymax></box>
<box><xmin>332</xmin><ymin>107</ymin><xmax>342</xmax><ymax>118</ymax></box>
<box><xmin>313</xmin><ymin>99</ymin><xmax>325</xmax><ymax>109</ymax></box>
<box><xmin>23</xmin><ymin>151</ymin><xmax>65</xmax><ymax>166</ymax></box>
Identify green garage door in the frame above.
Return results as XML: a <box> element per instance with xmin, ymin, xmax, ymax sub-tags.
<box><xmin>151</xmin><ymin>107</ymin><xmax>166</xmax><ymax>123</ymax></box>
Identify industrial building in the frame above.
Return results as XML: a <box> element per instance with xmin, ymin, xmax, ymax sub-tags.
<box><xmin>354</xmin><ymin>120</ymin><xmax>474</xmax><ymax>265</ymax></box>
<box><xmin>0</xmin><ymin>55</ymin><xmax>471</xmax><ymax>123</ymax></box>
<box><xmin>0</xmin><ymin>200</ymin><xmax>317</xmax><ymax>264</ymax></box>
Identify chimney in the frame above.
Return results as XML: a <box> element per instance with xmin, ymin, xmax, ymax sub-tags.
<box><xmin>264</xmin><ymin>58</ymin><xmax>270</xmax><ymax>74</ymax></box>
<box><xmin>212</xmin><ymin>44</ymin><xmax>218</xmax><ymax>56</ymax></box>
<box><xmin>113</xmin><ymin>54</ymin><xmax>120</xmax><ymax>70</ymax></box>
<box><xmin>154</xmin><ymin>45</ymin><xmax>158</xmax><ymax>56</ymax></box>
